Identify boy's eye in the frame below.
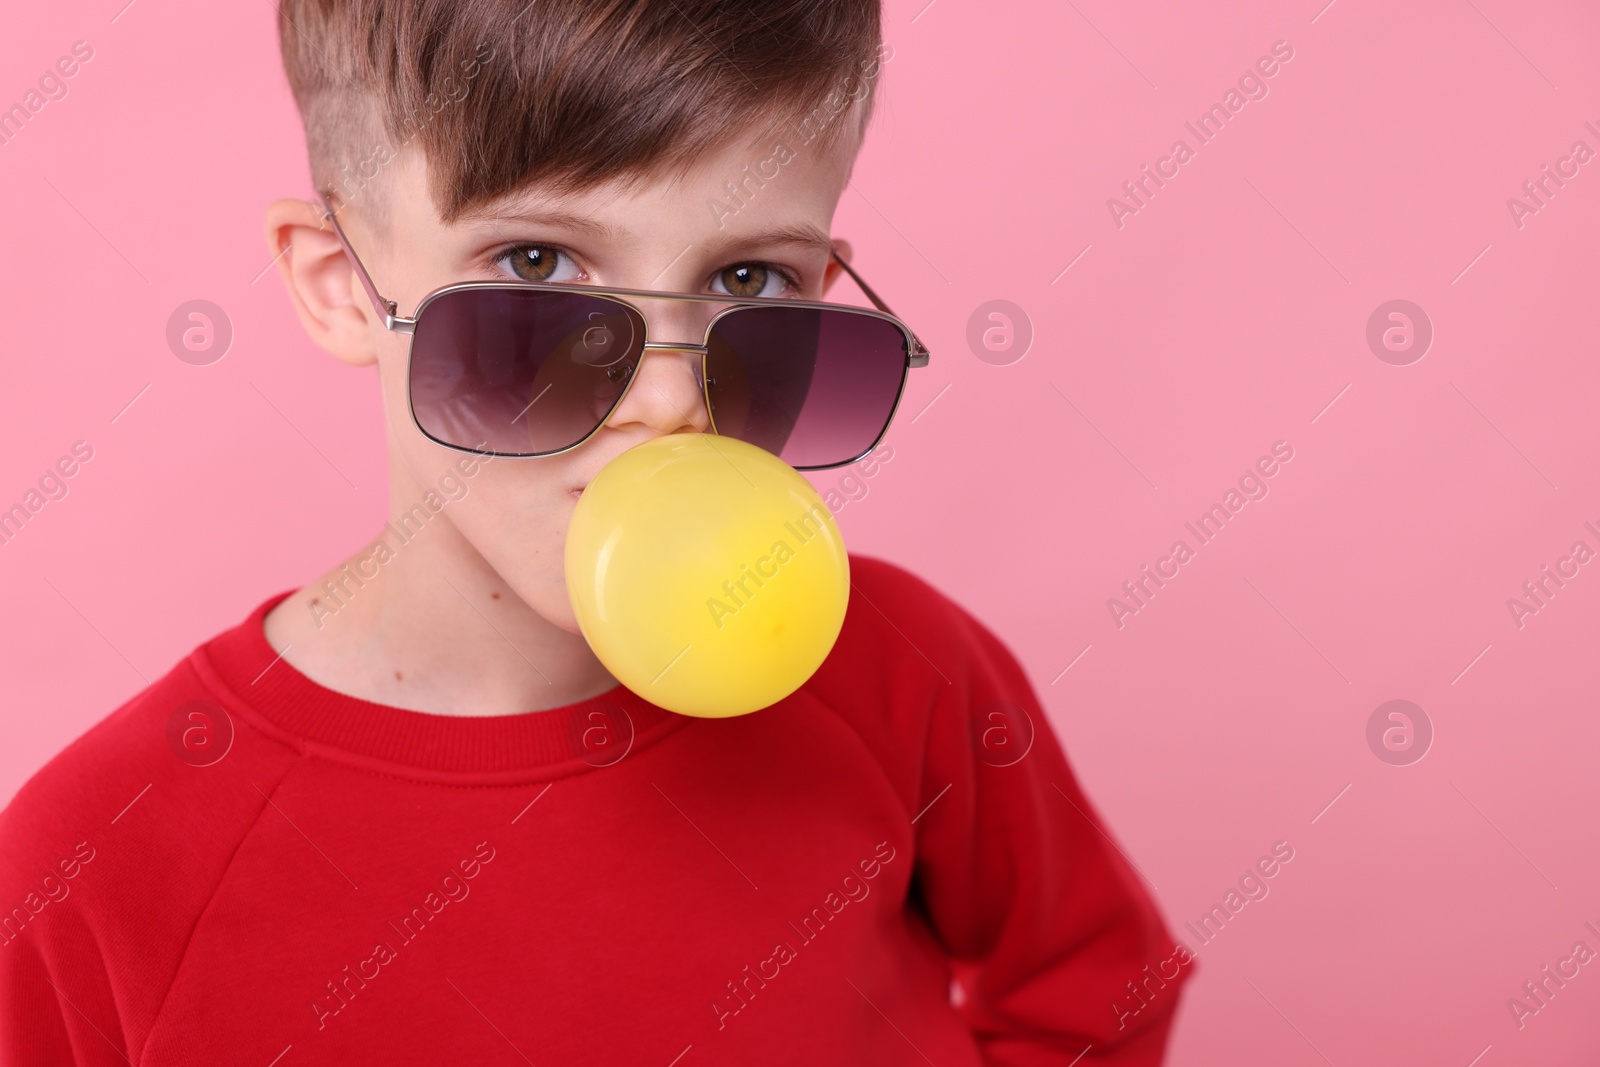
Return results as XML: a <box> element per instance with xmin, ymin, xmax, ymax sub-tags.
<box><xmin>495</xmin><ymin>244</ymin><xmax>580</xmax><ymax>284</ymax></box>
<box><xmin>714</xmin><ymin>263</ymin><xmax>791</xmax><ymax>299</ymax></box>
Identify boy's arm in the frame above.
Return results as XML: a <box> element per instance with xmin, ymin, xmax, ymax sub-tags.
<box><xmin>0</xmin><ymin>922</ymin><xmax>126</xmax><ymax>1065</ymax></box>
<box><xmin>908</xmin><ymin>595</ymin><xmax>1192</xmax><ymax>1064</ymax></box>
<box><xmin>0</xmin><ymin>666</ymin><xmax>290</xmax><ymax>1066</ymax></box>
<box><xmin>0</xmin><ymin>815</ymin><xmax>128</xmax><ymax>1066</ymax></box>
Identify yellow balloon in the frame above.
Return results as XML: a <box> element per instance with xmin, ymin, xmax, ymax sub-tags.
<box><xmin>565</xmin><ymin>433</ymin><xmax>850</xmax><ymax>718</ymax></box>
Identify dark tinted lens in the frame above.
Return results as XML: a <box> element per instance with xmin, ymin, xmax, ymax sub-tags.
<box><xmin>705</xmin><ymin>306</ymin><xmax>908</xmax><ymax>468</ymax></box>
<box><xmin>409</xmin><ymin>288</ymin><xmax>644</xmax><ymax>454</ymax></box>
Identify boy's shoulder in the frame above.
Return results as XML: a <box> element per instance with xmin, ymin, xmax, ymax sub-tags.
<box><xmin>1</xmin><ymin>656</ymin><xmax>193</xmax><ymax>865</ymax></box>
<box><xmin>831</xmin><ymin>551</ymin><xmax>1029</xmax><ymax>689</ymax></box>
<box><xmin>0</xmin><ymin>596</ymin><xmax>298</xmax><ymax>950</ymax></box>
<box><xmin>808</xmin><ymin>552</ymin><xmax>1039</xmax><ymax>768</ymax></box>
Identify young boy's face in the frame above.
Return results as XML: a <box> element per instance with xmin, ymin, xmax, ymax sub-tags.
<box><xmin>269</xmin><ymin>123</ymin><xmax>863</xmax><ymax>637</ymax></box>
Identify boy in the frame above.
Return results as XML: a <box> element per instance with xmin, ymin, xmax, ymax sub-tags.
<box><xmin>0</xmin><ymin>1</ymin><xmax>1190</xmax><ymax>1062</ymax></box>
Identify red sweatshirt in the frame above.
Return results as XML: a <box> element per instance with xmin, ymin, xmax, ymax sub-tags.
<box><xmin>0</xmin><ymin>555</ymin><xmax>1189</xmax><ymax>1064</ymax></box>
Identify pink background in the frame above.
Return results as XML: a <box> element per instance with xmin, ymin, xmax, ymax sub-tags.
<box><xmin>3</xmin><ymin>0</ymin><xmax>1598</xmax><ymax>1062</ymax></box>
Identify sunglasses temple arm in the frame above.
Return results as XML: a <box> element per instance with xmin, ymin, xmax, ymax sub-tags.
<box><xmin>317</xmin><ymin>191</ymin><xmax>409</xmax><ymax>331</ymax></box>
<box><xmin>829</xmin><ymin>248</ymin><xmax>930</xmax><ymax>365</ymax></box>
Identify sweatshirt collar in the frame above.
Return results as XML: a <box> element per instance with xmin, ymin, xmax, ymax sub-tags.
<box><xmin>193</xmin><ymin>590</ymin><xmax>688</xmax><ymax>782</ymax></box>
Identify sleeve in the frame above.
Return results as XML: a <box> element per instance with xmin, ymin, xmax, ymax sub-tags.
<box><xmin>909</xmin><ymin>597</ymin><xmax>1194</xmax><ymax>1065</ymax></box>
<box><xmin>0</xmin><ymin>663</ymin><xmax>270</xmax><ymax>1066</ymax></box>
<box><xmin>0</xmin><ymin>839</ymin><xmax>131</xmax><ymax>1066</ymax></box>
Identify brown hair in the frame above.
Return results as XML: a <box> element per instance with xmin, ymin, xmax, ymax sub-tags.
<box><xmin>277</xmin><ymin>0</ymin><xmax>885</xmax><ymax>235</ymax></box>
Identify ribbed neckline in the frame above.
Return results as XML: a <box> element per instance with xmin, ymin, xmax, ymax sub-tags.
<box><xmin>193</xmin><ymin>589</ymin><xmax>689</xmax><ymax>783</ymax></box>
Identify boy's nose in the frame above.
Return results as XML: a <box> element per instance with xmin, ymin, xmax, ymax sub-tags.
<box><xmin>605</xmin><ymin>344</ymin><xmax>712</xmax><ymax>438</ymax></box>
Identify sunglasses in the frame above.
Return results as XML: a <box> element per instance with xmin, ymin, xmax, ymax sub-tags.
<box><xmin>318</xmin><ymin>191</ymin><xmax>930</xmax><ymax>471</ymax></box>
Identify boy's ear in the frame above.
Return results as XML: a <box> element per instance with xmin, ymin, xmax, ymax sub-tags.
<box><xmin>821</xmin><ymin>238</ymin><xmax>853</xmax><ymax>297</ymax></box>
<box><xmin>263</xmin><ymin>197</ymin><xmax>379</xmax><ymax>368</ymax></box>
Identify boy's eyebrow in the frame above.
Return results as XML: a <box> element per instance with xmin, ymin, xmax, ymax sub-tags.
<box><xmin>699</xmin><ymin>224</ymin><xmax>837</xmax><ymax>259</ymax></box>
<box><xmin>455</xmin><ymin>207</ymin><xmax>836</xmax><ymax>259</ymax></box>
<box><xmin>454</xmin><ymin>205</ymin><xmax>627</xmax><ymax>241</ymax></box>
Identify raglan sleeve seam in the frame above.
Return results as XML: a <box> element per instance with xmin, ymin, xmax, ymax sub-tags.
<box><xmin>133</xmin><ymin>757</ymin><xmax>299</xmax><ymax>1066</ymax></box>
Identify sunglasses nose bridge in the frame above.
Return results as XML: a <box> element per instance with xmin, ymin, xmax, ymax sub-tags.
<box><xmin>639</xmin><ymin>342</ymin><xmax>708</xmax><ymax>354</ymax></box>
<box><xmin>631</xmin><ymin>287</ymin><xmax>721</xmax><ymax>345</ymax></box>
<box><xmin>639</xmin><ymin>341</ymin><xmax>709</xmax><ymax>386</ymax></box>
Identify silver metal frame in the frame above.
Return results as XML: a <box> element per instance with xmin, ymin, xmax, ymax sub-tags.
<box><xmin>315</xmin><ymin>190</ymin><xmax>930</xmax><ymax>470</ymax></box>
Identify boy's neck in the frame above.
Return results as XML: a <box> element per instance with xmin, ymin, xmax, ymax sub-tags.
<box><xmin>262</xmin><ymin>467</ymin><xmax>617</xmax><ymax>718</ymax></box>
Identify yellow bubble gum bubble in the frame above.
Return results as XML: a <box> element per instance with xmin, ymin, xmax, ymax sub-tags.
<box><xmin>565</xmin><ymin>433</ymin><xmax>850</xmax><ymax>718</ymax></box>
